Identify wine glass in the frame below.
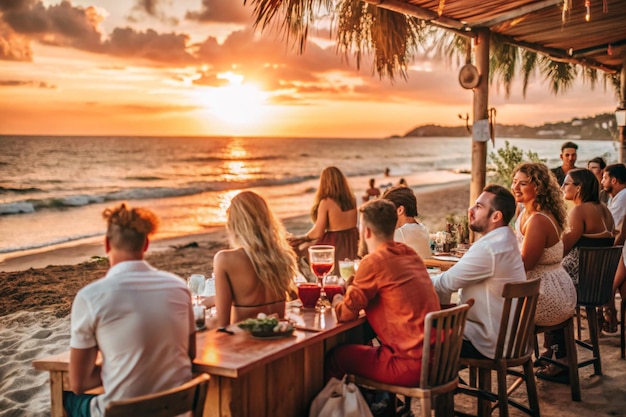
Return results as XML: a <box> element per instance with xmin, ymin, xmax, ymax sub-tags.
<box><xmin>308</xmin><ymin>245</ymin><xmax>335</xmax><ymax>312</ymax></box>
<box><xmin>187</xmin><ymin>274</ymin><xmax>205</xmax><ymax>305</ymax></box>
<box><xmin>338</xmin><ymin>259</ymin><xmax>355</xmax><ymax>281</ymax></box>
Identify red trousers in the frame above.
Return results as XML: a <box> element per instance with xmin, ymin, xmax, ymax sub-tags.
<box><xmin>326</xmin><ymin>344</ymin><xmax>423</xmax><ymax>387</ymax></box>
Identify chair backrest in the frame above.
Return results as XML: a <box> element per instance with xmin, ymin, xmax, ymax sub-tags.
<box><xmin>577</xmin><ymin>246</ymin><xmax>623</xmax><ymax>306</ymax></box>
<box><xmin>421</xmin><ymin>300</ymin><xmax>474</xmax><ymax>388</ymax></box>
<box><xmin>105</xmin><ymin>373</ymin><xmax>210</xmax><ymax>417</ymax></box>
<box><xmin>494</xmin><ymin>279</ymin><xmax>541</xmax><ymax>360</ymax></box>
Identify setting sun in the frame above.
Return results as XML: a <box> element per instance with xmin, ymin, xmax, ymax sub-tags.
<box><xmin>198</xmin><ymin>72</ymin><xmax>267</xmax><ymax>125</ymax></box>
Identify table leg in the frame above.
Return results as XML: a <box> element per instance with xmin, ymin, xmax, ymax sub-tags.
<box><xmin>49</xmin><ymin>371</ymin><xmax>67</xmax><ymax>417</ymax></box>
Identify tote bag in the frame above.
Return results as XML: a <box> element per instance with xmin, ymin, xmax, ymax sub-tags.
<box><xmin>309</xmin><ymin>376</ymin><xmax>374</xmax><ymax>417</ymax></box>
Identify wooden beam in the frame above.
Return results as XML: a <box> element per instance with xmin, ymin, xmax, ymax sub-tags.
<box><xmin>362</xmin><ymin>0</ymin><xmax>467</xmax><ymax>30</ymax></box>
<box><xmin>617</xmin><ymin>57</ymin><xmax>626</xmax><ymax>164</ymax></box>
<box><xmin>495</xmin><ymin>34</ymin><xmax>620</xmax><ymax>73</ymax></box>
<box><xmin>470</xmin><ymin>0</ymin><xmax>564</xmax><ymax>27</ymax></box>
<box><xmin>572</xmin><ymin>39</ymin><xmax>626</xmax><ymax>58</ymax></box>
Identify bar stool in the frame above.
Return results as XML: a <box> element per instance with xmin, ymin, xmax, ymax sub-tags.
<box><xmin>575</xmin><ymin>246</ymin><xmax>622</xmax><ymax>375</ymax></box>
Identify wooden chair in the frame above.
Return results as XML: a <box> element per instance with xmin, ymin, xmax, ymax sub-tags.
<box><xmin>534</xmin><ymin>317</ymin><xmax>580</xmax><ymax>401</ymax></box>
<box><xmin>349</xmin><ymin>300</ymin><xmax>474</xmax><ymax>417</ymax></box>
<box><xmin>575</xmin><ymin>246</ymin><xmax>622</xmax><ymax>375</ymax></box>
<box><xmin>105</xmin><ymin>373</ymin><xmax>210</xmax><ymax>417</ymax></box>
<box><xmin>456</xmin><ymin>279</ymin><xmax>541</xmax><ymax>417</ymax></box>
<box><xmin>619</xmin><ymin>296</ymin><xmax>626</xmax><ymax>359</ymax></box>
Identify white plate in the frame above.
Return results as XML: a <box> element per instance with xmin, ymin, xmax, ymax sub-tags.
<box><xmin>432</xmin><ymin>255</ymin><xmax>460</xmax><ymax>262</ymax></box>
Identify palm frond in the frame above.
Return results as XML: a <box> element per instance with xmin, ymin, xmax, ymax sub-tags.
<box><xmin>489</xmin><ymin>35</ymin><xmax>519</xmax><ymax>98</ymax></box>
<box><xmin>520</xmin><ymin>50</ymin><xmax>538</xmax><ymax>97</ymax></box>
<box><xmin>538</xmin><ymin>58</ymin><xmax>576</xmax><ymax>94</ymax></box>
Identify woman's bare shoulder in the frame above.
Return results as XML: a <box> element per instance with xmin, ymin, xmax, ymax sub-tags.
<box><xmin>214</xmin><ymin>247</ymin><xmax>247</xmax><ymax>263</ymax></box>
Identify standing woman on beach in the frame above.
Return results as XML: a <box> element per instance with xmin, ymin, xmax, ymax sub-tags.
<box><xmin>512</xmin><ymin>162</ymin><xmax>577</xmax><ymax>380</ymax></box>
<box><xmin>290</xmin><ymin>166</ymin><xmax>358</xmax><ymax>272</ymax></box>
<box><xmin>212</xmin><ymin>191</ymin><xmax>298</xmax><ymax>327</ymax></box>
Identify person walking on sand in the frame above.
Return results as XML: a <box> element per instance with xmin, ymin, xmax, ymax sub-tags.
<box><xmin>362</xmin><ymin>178</ymin><xmax>381</xmax><ymax>202</ymax></box>
<box><xmin>551</xmin><ymin>141</ymin><xmax>578</xmax><ymax>186</ymax></box>
<box><xmin>65</xmin><ymin>203</ymin><xmax>194</xmax><ymax>417</ymax></box>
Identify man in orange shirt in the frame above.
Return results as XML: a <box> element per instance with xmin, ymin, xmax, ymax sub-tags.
<box><xmin>326</xmin><ymin>199</ymin><xmax>440</xmax><ymax>387</ymax></box>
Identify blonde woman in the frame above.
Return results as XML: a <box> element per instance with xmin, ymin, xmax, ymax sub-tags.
<box><xmin>291</xmin><ymin>166</ymin><xmax>358</xmax><ymax>271</ymax></box>
<box><xmin>512</xmin><ymin>162</ymin><xmax>577</xmax><ymax>381</ymax></box>
<box><xmin>212</xmin><ymin>191</ymin><xmax>298</xmax><ymax>327</ymax></box>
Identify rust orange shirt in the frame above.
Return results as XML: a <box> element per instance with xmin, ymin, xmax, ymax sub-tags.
<box><xmin>335</xmin><ymin>241</ymin><xmax>440</xmax><ymax>359</ymax></box>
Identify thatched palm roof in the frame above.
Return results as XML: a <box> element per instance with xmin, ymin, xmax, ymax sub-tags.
<box><xmin>369</xmin><ymin>0</ymin><xmax>625</xmax><ymax>73</ymax></box>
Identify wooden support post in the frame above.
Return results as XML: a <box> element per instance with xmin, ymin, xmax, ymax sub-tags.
<box><xmin>470</xmin><ymin>28</ymin><xmax>490</xmax><ymax>242</ymax></box>
<box><xmin>617</xmin><ymin>58</ymin><xmax>626</xmax><ymax>163</ymax></box>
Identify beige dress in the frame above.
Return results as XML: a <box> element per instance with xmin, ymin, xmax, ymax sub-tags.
<box><xmin>515</xmin><ymin>212</ymin><xmax>577</xmax><ymax>326</ymax></box>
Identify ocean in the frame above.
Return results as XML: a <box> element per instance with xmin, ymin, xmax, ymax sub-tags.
<box><xmin>0</xmin><ymin>135</ymin><xmax>617</xmax><ymax>262</ymax></box>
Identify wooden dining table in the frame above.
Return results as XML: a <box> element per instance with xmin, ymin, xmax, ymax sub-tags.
<box><xmin>32</xmin><ymin>307</ymin><xmax>367</xmax><ymax>417</ymax></box>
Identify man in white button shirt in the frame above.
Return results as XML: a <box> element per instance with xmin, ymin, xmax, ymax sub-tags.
<box><xmin>64</xmin><ymin>204</ymin><xmax>195</xmax><ymax>417</ymax></box>
<box><xmin>431</xmin><ymin>184</ymin><xmax>526</xmax><ymax>359</ymax></box>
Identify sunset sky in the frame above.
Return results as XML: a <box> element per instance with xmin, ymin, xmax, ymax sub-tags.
<box><xmin>0</xmin><ymin>0</ymin><xmax>621</xmax><ymax>138</ymax></box>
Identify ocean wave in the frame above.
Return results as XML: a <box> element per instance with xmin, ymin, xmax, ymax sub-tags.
<box><xmin>0</xmin><ymin>175</ymin><xmax>320</xmax><ymax>216</ymax></box>
<box><xmin>124</xmin><ymin>176</ymin><xmax>166</xmax><ymax>181</ymax></box>
<box><xmin>181</xmin><ymin>155</ymin><xmax>283</xmax><ymax>163</ymax></box>
<box><xmin>0</xmin><ymin>186</ymin><xmax>42</xmax><ymax>194</ymax></box>
<box><xmin>0</xmin><ymin>232</ymin><xmax>103</xmax><ymax>254</ymax></box>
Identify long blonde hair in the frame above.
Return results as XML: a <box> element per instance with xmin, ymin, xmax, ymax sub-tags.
<box><xmin>311</xmin><ymin>166</ymin><xmax>356</xmax><ymax>222</ymax></box>
<box><xmin>513</xmin><ymin>162</ymin><xmax>568</xmax><ymax>230</ymax></box>
<box><xmin>227</xmin><ymin>191</ymin><xmax>297</xmax><ymax>298</ymax></box>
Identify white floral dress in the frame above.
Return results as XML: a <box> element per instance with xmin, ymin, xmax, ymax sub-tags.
<box><xmin>515</xmin><ymin>213</ymin><xmax>577</xmax><ymax>326</ymax></box>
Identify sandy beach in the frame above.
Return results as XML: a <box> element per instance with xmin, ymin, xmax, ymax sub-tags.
<box><xmin>2</xmin><ymin>181</ymin><xmax>626</xmax><ymax>417</ymax></box>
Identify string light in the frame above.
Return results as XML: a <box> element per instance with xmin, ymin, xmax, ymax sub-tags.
<box><xmin>438</xmin><ymin>0</ymin><xmax>446</xmax><ymax>17</ymax></box>
<box><xmin>603</xmin><ymin>0</ymin><xmax>608</xmax><ymax>13</ymax></box>
<box><xmin>585</xmin><ymin>0</ymin><xmax>590</xmax><ymax>22</ymax></box>
<box><xmin>561</xmin><ymin>0</ymin><xmax>571</xmax><ymax>24</ymax></box>
<box><xmin>608</xmin><ymin>44</ymin><xmax>613</xmax><ymax>56</ymax></box>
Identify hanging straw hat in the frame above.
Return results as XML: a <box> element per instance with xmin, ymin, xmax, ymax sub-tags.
<box><xmin>458</xmin><ymin>63</ymin><xmax>480</xmax><ymax>89</ymax></box>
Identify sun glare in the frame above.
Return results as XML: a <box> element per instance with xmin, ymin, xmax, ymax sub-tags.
<box><xmin>198</xmin><ymin>72</ymin><xmax>267</xmax><ymax>125</ymax></box>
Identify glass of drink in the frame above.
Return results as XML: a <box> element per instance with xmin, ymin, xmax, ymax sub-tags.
<box><xmin>338</xmin><ymin>259</ymin><xmax>355</xmax><ymax>280</ymax></box>
<box><xmin>193</xmin><ymin>304</ymin><xmax>206</xmax><ymax>329</ymax></box>
<box><xmin>187</xmin><ymin>274</ymin><xmax>206</xmax><ymax>305</ymax></box>
<box><xmin>308</xmin><ymin>245</ymin><xmax>335</xmax><ymax>312</ymax></box>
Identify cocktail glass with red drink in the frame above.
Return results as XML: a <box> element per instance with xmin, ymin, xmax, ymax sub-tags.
<box><xmin>308</xmin><ymin>245</ymin><xmax>335</xmax><ymax>312</ymax></box>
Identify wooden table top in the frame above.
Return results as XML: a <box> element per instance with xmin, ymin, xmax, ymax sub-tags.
<box><xmin>33</xmin><ymin>308</ymin><xmax>366</xmax><ymax>379</ymax></box>
<box><xmin>194</xmin><ymin>308</ymin><xmax>365</xmax><ymax>378</ymax></box>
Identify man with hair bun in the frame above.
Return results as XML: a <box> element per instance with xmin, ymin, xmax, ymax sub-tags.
<box><xmin>64</xmin><ymin>203</ymin><xmax>195</xmax><ymax>417</ymax></box>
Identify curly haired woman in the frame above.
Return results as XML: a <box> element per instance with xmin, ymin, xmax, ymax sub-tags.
<box><xmin>212</xmin><ymin>191</ymin><xmax>298</xmax><ymax>327</ymax></box>
<box><xmin>512</xmin><ymin>162</ymin><xmax>577</xmax><ymax>382</ymax></box>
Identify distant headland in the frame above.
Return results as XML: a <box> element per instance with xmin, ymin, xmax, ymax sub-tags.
<box><xmin>391</xmin><ymin>112</ymin><xmax>618</xmax><ymax>140</ymax></box>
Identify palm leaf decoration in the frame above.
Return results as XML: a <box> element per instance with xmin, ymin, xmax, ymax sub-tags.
<box><xmin>243</xmin><ymin>0</ymin><xmax>619</xmax><ymax>95</ymax></box>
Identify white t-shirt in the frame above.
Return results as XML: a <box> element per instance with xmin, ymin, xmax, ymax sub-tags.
<box><xmin>608</xmin><ymin>188</ymin><xmax>626</xmax><ymax>232</ymax></box>
<box><xmin>430</xmin><ymin>226</ymin><xmax>526</xmax><ymax>359</ymax></box>
<box><xmin>394</xmin><ymin>222</ymin><xmax>431</xmax><ymax>260</ymax></box>
<box><xmin>70</xmin><ymin>260</ymin><xmax>194</xmax><ymax>417</ymax></box>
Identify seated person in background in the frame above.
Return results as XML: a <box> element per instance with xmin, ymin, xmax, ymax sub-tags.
<box><xmin>65</xmin><ymin>203</ymin><xmax>194</xmax><ymax>417</ymax></box>
<box><xmin>398</xmin><ymin>178</ymin><xmax>408</xmax><ymax>187</ymax></box>
<box><xmin>431</xmin><ymin>185</ymin><xmax>526</xmax><ymax>359</ymax></box>
<box><xmin>587</xmin><ymin>157</ymin><xmax>608</xmax><ymax>204</ymax></box>
<box><xmin>290</xmin><ymin>166</ymin><xmax>358</xmax><ymax>272</ymax></box>
<box><xmin>561</xmin><ymin>168</ymin><xmax>615</xmax><ymax>285</ymax></box>
<box><xmin>326</xmin><ymin>199</ymin><xmax>440</xmax><ymax>386</ymax></box>
<box><xmin>362</xmin><ymin>178</ymin><xmax>381</xmax><ymax>202</ymax></box>
<box><xmin>382</xmin><ymin>186</ymin><xmax>431</xmax><ymax>260</ymax></box>
<box><xmin>213</xmin><ymin>191</ymin><xmax>298</xmax><ymax>327</ymax></box>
